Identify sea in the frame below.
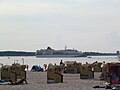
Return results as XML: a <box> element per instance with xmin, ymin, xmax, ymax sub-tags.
<box><xmin>0</xmin><ymin>56</ymin><xmax>119</xmax><ymax>70</ymax></box>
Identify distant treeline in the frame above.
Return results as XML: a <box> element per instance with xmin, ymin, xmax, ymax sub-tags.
<box><xmin>0</xmin><ymin>51</ymin><xmax>117</xmax><ymax>56</ymax></box>
<box><xmin>0</xmin><ymin>51</ymin><xmax>35</xmax><ymax>56</ymax></box>
<box><xmin>84</xmin><ymin>52</ymin><xmax>117</xmax><ymax>56</ymax></box>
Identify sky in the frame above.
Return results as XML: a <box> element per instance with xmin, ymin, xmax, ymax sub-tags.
<box><xmin>0</xmin><ymin>0</ymin><xmax>120</xmax><ymax>53</ymax></box>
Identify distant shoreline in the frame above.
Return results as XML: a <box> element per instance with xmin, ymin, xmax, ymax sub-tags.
<box><xmin>0</xmin><ymin>51</ymin><xmax>117</xmax><ymax>56</ymax></box>
<box><xmin>0</xmin><ymin>51</ymin><xmax>35</xmax><ymax>56</ymax></box>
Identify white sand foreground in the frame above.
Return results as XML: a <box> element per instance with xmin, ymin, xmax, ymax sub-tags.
<box><xmin>0</xmin><ymin>72</ymin><xmax>107</xmax><ymax>90</ymax></box>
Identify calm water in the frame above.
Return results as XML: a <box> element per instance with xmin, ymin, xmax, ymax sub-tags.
<box><xmin>0</xmin><ymin>56</ymin><xmax>119</xmax><ymax>70</ymax></box>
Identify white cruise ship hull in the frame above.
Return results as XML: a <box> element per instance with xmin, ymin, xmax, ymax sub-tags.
<box><xmin>36</xmin><ymin>54</ymin><xmax>86</xmax><ymax>58</ymax></box>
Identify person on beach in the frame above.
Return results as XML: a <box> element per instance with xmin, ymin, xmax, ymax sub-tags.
<box><xmin>60</xmin><ymin>60</ymin><xmax>63</xmax><ymax>66</ymax></box>
<box><xmin>26</xmin><ymin>65</ymin><xmax>29</xmax><ymax>71</ymax></box>
<box><xmin>9</xmin><ymin>78</ymin><xmax>28</xmax><ymax>85</ymax></box>
<box><xmin>43</xmin><ymin>64</ymin><xmax>47</xmax><ymax>71</ymax></box>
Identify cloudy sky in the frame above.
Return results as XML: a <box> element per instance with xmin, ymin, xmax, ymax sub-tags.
<box><xmin>0</xmin><ymin>0</ymin><xmax>120</xmax><ymax>52</ymax></box>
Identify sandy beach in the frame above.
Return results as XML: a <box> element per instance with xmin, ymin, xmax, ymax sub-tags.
<box><xmin>0</xmin><ymin>71</ymin><xmax>107</xmax><ymax>90</ymax></box>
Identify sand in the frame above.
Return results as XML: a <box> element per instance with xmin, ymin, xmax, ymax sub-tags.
<box><xmin>0</xmin><ymin>72</ymin><xmax>107</xmax><ymax>90</ymax></box>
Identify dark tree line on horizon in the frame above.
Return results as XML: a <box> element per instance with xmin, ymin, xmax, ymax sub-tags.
<box><xmin>84</xmin><ymin>52</ymin><xmax>117</xmax><ymax>56</ymax></box>
<box><xmin>0</xmin><ymin>51</ymin><xmax>117</xmax><ymax>56</ymax></box>
<box><xmin>0</xmin><ymin>51</ymin><xmax>35</xmax><ymax>56</ymax></box>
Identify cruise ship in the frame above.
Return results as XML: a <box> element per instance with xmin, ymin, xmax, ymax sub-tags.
<box><xmin>35</xmin><ymin>47</ymin><xmax>87</xmax><ymax>58</ymax></box>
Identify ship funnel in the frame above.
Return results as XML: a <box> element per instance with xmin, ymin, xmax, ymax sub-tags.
<box><xmin>117</xmin><ymin>51</ymin><xmax>119</xmax><ymax>55</ymax></box>
<box><xmin>47</xmin><ymin>47</ymin><xmax>52</xmax><ymax>50</ymax></box>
